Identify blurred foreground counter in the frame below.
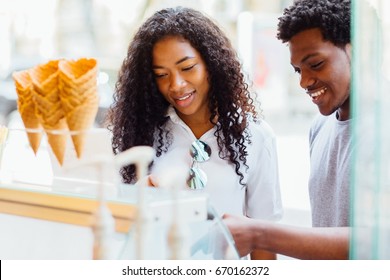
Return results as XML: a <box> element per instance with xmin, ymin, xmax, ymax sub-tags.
<box><xmin>0</xmin><ymin>182</ymin><xmax>136</xmax><ymax>233</ymax></box>
<box><xmin>0</xmin><ymin>128</ymin><xmax>238</xmax><ymax>260</ymax></box>
<box><xmin>0</xmin><ymin>181</ymin><xmax>215</xmax><ymax>259</ymax></box>
<box><xmin>0</xmin><ymin>182</ymin><xmax>136</xmax><ymax>259</ymax></box>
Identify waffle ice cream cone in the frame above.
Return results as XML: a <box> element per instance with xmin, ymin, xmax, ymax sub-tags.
<box><xmin>58</xmin><ymin>58</ymin><xmax>99</xmax><ymax>158</ymax></box>
<box><xmin>12</xmin><ymin>70</ymin><xmax>43</xmax><ymax>154</ymax></box>
<box><xmin>66</xmin><ymin>95</ymin><xmax>99</xmax><ymax>158</ymax></box>
<box><xmin>30</xmin><ymin>60</ymin><xmax>68</xmax><ymax>165</ymax></box>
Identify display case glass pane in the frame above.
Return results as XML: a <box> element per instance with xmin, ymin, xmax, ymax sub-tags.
<box><xmin>351</xmin><ymin>0</ymin><xmax>390</xmax><ymax>259</ymax></box>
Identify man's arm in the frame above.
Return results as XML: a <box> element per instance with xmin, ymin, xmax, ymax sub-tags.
<box><xmin>223</xmin><ymin>214</ymin><xmax>349</xmax><ymax>260</ymax></box>
<box><xmin>250</xmin><ymin>249</ymin><xmax>276</xmax><ymax>260</ymax></box>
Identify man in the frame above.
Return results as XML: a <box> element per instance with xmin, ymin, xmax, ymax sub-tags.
<box><xmin>223</xmin><ymin>0</ymin><xmax>351</xmax><ymax>259</ymax></box>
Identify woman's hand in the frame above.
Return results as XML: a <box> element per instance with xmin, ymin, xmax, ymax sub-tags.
<box><xmin>135</xmin><ymin>174</ymin><xmax>159</xmax><ymax>187</ymax></box>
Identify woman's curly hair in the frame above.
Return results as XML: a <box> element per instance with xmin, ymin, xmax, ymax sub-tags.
<box><xmin>106</xmin><ymin>6</ymin><xmax>259</xmax><ymax>184</ymax></box>
<box><xmin>277</xmin><ymin>0</ymin><xmax>350</xmax><ymax>48</ymax></box>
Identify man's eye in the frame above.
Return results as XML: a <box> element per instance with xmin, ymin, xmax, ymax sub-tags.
<box><xmin>293</xmin><ymin>67</ymin><xmax>301</xmax><ymax>74</ymax></box>
<box><xmin>311</xmin><ymin>61</ymin><xmax>323</xmax><ymax>69</ymax></box>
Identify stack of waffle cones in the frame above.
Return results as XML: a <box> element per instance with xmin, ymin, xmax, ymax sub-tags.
<box><xmin>12</xmin><ymin>70</ymin><xmax>43</xmax><ymax>154</ymax></box>
<box><xmin>29</xmin><ymin>60</ymin><xmax>68</xmax><ymax>165</ymax></box>
<box><xmin>58</xmin><ymin>58</ymin><xmax>99</xmax><ymax>158</ymax></box>
<box><xmin>12</xmin><ymin>58</ymin><xmax>99</xmax><ymax>165</ymax></box>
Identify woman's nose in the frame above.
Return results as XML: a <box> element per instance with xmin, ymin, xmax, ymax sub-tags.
<box><xmin>169</xmin><ymin>73</ymin><xmax>186</xmax><ymax>92</ymax></box>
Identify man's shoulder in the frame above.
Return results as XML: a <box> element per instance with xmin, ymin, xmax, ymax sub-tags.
<box><xmin>311</xmin><ymin>113</ymin><xmax>328</xmax><ymax>129</ymax></box>
<box><xmin>309</xmin><ymin>113</ymin><xmax>334</xmax><ymax>142</ymax></box>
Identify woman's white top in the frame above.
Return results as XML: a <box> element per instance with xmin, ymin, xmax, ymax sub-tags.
<box><xmin>151</xmin><ymin>107</ymin><xmax>283</xmax><ymax>221</ymax></box>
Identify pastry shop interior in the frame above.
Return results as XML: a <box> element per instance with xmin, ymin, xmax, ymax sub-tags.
<box><xmin>0</xmin><ymin>0</ymin><xmax>389</xmax><ymax>260</ymax></box>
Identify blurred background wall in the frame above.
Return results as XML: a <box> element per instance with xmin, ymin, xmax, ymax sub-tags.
<box><xmin>0</xmin><ymin>0</ymin><xmax>314</xmax><ymax>124</ymax></box>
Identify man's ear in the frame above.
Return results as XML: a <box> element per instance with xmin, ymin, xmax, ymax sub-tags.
<box><xmin>345</xmin><ymin>43</ymin><xmax>352</xmax><ymax>60</ymax></box>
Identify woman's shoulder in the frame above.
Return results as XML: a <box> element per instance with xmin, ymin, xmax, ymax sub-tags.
<box><xmin>246</xmin><ymin>117</ymin><xmax>276</xmax><ymax>142</ymax></box>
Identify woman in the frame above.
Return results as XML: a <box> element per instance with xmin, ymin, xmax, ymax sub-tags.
<box><xmin>106</xmin><ymin>7</ymin><xmax>282</xmax><ymax>259</ymax></box>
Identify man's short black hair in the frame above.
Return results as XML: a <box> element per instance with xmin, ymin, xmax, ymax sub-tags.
<box><xmin>277</xmin><ymin>0</ymin><xmax>351</xmax><ymax>47</ymax></box>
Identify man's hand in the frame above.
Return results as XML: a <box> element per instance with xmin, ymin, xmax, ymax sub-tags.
<box><xmin>222</xmin><ymin>213</ymin><xmax>258</xmax><ymax>257</ymax></box>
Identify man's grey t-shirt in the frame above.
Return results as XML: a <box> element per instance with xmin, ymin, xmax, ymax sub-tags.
<box><xmin>308</xmin><ymin>112</ymin><xmax>352</xmax><ymax>227</ymax></box>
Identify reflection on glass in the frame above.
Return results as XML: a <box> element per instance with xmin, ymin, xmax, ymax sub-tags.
<box><xmin>351</xmin><ymin>0</ymin><xmax>390</xmax><ymax>259</ymax></box>
<box><xmin>118</xmin><ymin>195</ymin><xmax>239</xmax><ymax>260</ymax></box>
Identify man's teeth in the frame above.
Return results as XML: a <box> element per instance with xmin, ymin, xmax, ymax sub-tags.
<box><xmin>309</xmin><ymin>88</ymin><xmax>327</xmax><ymax>97</ymax></box>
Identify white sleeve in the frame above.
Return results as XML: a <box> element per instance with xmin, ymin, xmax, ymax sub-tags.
<box><xmin>244</xmin><ymin>123</ymin><xmax>283</xmax><ymax>220</ymax></box>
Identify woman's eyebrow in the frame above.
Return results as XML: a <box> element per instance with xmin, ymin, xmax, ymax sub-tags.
<box><xmin>175</xmin><ymin>56</ymin><xmax>195</xmax><ymax>65</ymax></box>
<box><xmin>152</xmin><ymin>56</ymin><xmax>195</xmax><ymax>69</ymax></box>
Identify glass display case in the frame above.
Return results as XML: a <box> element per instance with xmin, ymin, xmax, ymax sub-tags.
<box><xmin>351</xmin><ymin>0</ymin><xmax>390</xmax><ymax>259</ymax></box>
<box><xmin>0</xmin><ymin>126</ymin><xmax>239</xmax><ymax>260</ymax></box>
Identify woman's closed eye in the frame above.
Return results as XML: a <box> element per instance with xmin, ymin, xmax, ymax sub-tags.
<box><xmin>154</xmin><ymin>72</ymin><xmax>167</xmax><ymax>78</ymax></box>
<box><xmin>182</xmin><ymin>64</ymin><xmax>196</xmax><ymax>71</ymax></box>
<box><xmin>153</xmin><ymin>64</ymin><xmax>196</xmax><ymax>78</ymax></box>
